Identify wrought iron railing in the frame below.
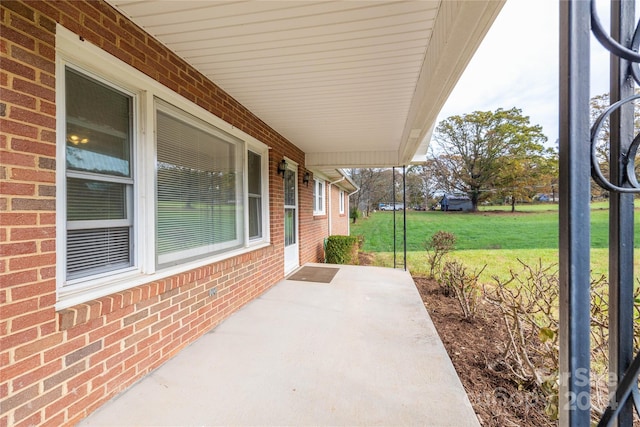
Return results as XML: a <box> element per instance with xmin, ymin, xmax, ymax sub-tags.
<box><xmin>560</xmin><ymin>1</ymin><xmax>639</xmax><ymax>426</ymax></box>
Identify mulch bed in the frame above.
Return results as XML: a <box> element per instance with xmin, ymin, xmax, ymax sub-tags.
<box><xmin>355</xmin><ymin>253</ymin><xmax>637</xmax><ymax>425</ymax></box>
<box><xmin>413</xmin><ymin>276</ymin><xmax>555</xmax><ymax>427</ymax></box>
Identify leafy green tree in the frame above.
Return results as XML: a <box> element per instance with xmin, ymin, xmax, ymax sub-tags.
<box><xmin>430</xmin><ymin>108</ymin><xmax>548</xmax><ymax>211</ymax></box>
<box><xmin>495</xmin><ymin>145</ymin><xmax>558</xmax><ymax>212</ymax></box>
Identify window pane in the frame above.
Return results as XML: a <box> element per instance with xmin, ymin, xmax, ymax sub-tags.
<box><xmin>314</xmin><ymin>180</ymin><xmax>324</xmax><ymax>213</ymax></box>
<box><xmin>248</xmin><ymin>151</ymin><xmax>261</xmax><ymax>195</ymax></box>
<box><xmin>248</xmin><ymin>196</ymin><xmax>261</xmax><ymax>239</ymax></box>
<box><xmin>67</xmin><ymin>227</ymin><xmax>131</xmax><ymax>279</ymax></box>
<box><xmin>248</xmin><ymin>151</ymin><xmax>262</xmax><ymax>239</ymax></box>
<box><xmin>156</xmin><ymin>108</ymin><xmax>242</xmax><ymax>265</ymax></box>
<box><xmin>284</xmin><ymin>169</ymin><xmax>295</xmax><ymax>206</ymax></box>
<box><xmin>67</xmin><ymin>178</ymin><xmax>127</xmax><ymax>221</ymax></box>
<box><xmin>65</xmin><ymin>68</ymin><xmax>131</xmax><ymax>177</ymax></box>
<box><xmin>285</xmin><ymin>208</ymin><xmax>296</xmax><ymax>245</ymax></box>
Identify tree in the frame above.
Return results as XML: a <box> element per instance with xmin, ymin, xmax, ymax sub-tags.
<box><xmin>349</xmin><ymin>168</ymin><xmax>393</xmax><ymax>216</ymax></box>
<box><xmin>495</xmin><ymin>146</ymin><xmax>558</xmax><ymax>212</ymax></box>
<box><xmin>430</xmin><ymin>108</ymin><xmax>548</xmax><ymax>211</ymax></box>
<box><xmin>405</xmin><ymin>165</ymin><xmax>433</xmax><ymax>208</ymax></box>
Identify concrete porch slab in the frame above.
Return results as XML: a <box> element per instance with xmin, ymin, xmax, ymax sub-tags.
<box><xmin>79</xmin><ymin>263</ymin><xmax>479</xmax><ymax>426</ymax></box>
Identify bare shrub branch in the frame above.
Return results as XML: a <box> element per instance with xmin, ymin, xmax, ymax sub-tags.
<box><xmin>484</xmin><ymin>260</ymin><xmax>560</xmax><ymax>418</ymax></box>
<box><xmin>439</xmin><ymin>260</ymin><xmax>485</xmax><ymax>320</ymax></box>
<box><xmin>483</xmin><ymin>261</ymin><xmax>640</xmax><ymax>423</ymax></box>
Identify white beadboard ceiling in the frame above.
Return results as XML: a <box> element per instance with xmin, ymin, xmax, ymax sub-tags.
<box><xmin>107</xmin><ymin>0</ymin><xmax>504</xmax><ymax>168</ymax></box>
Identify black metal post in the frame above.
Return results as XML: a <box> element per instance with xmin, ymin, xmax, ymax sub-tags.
<box><xmin>607</xmin><ymin>1</ymin><xmax>635</xmax><ymax>425</ymax></box>
<box><xmin>559</xmin><ymin>1</ymin><xmax>592</xmax><ymax>426</ymax></box>
<box><xmin>403</xmin><ymin>165</ymin><xmax>407</xmax><ymax>271</ymax></box>
<box><xmin>392</xmin><ymin>167</ymin><xmax>396</xmax><ymax>269</ymax></box>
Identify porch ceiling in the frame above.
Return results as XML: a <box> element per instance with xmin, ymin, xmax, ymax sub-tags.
<box><xmin>106</xmin><ymin>1</ymin><xmax>504</xmax><ymax>168</ymax></box>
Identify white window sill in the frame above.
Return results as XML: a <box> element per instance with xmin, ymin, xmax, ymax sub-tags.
<box><xmin>56</xmin><ymin>241</ymin><xmax>272</xmax><ymax>310</ymax></box>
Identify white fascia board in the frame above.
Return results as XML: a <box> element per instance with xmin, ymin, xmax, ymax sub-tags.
<box><xmin>398</xmin><ymin>0</ymin><xmax>506</xmax><ymax>165</ymax></box>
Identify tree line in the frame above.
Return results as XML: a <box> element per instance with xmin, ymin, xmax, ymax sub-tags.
<box><xmin>350</xmin><ymin>107</ymin><xmax>557</xmax><ymax>213</ymax></box>
<box><xmin>349</xmin><ymin>94</ymin><xmax>633</xmax><ymax>214</ymax></box>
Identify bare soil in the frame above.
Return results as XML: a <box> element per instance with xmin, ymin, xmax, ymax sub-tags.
<box><xmin>413</xmin><ymin>276</ymin><xmax>554</xmax><ymax>427</ymax></box>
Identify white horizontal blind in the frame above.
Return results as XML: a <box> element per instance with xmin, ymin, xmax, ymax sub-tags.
<box><xmin>156</xmin><ymin>105</ymin><xmax>243</xmax><ymax>266</ymax></box>
<box><xmin>67</xmin><ymin>228</ymin><xmax>130</xmax><ymax>273</ymax></box>
<box><xmin>65</xmin><ymin>68</ymin><xmax>133</xmax><ymax>281</ymax></box>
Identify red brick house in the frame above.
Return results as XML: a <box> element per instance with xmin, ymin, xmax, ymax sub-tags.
<box><xmin>0</xmin><ymin>1</ymin><xmax>502</xmax><ymax>425</ymax></box>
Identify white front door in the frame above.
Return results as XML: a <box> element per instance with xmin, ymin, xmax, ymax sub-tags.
<box><xmin>283</xmin><ymin>165</ymin><xmax>299</xmax><ymax>273</ymax></box>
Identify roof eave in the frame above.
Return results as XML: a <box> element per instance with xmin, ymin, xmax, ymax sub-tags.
<box><xmin>306</xmin><ymin>0</ymin><xmax>505</xmax><ymax>169</ymax></box>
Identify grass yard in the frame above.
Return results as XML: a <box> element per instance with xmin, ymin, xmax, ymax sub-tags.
<box><xmin>351</xmin><ymin>204</ymin><xmax>640</xmax><ymax>281</ymax></box>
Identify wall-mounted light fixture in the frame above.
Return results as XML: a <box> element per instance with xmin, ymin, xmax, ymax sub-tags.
<box><xmin>303</xmin><ymin>171</ymin><xmax>311</xmax><ymax>187</ymax></box>
<box><xmin>277</xmin><ymin>159</ymin><xmax>287</xmax><ymax>178</ymax></box>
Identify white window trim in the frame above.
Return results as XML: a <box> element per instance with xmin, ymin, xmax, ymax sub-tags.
<box><xmin>339</xmin><ymin>190</ymin><xmax>345</xmax><ymax>214</ymax></box>
<box><xmin>313</xmin><ymin>178</ymin><xmax>326</xmax><ymax>216</ymax></box>
<box><xmin>55</xmin><ymin>25</ymin><xmax>270</xmax><ymax>310</ymax></box>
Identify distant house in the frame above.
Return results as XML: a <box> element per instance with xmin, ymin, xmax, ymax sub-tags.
<box><xmin>440</xmin><ymin>194</ymin><xmax>473</xmax><ymax>211</ymax></box>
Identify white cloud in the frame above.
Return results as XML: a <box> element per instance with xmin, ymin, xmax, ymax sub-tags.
<box><xmin>436</xmin><ymin>0</ymin><xmax>616</xmax><ymax>146</ymax></box>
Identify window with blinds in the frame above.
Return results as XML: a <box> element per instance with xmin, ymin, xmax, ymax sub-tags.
<box><xmin>65</xmin><ymin>68</ymin><xmax>134</xmax><ymax>280</ymax></box>
<box><xmin>156</xmin><ymin>103</ymin><xmax>244</xmax><ymax>267</ymax></box>
<box><xmin>57</xmin><ymin>34</ymin><xmax>271</xmax><ymax>305</ymax></box>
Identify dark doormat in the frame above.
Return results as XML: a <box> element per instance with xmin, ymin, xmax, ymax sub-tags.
<box><xmin>287</xmin><ymin>266</ymin><xmax>339</xmax><ymax>283</ymax></box>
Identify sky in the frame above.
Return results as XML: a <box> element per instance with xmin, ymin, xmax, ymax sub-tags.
<box><xmin>436</xmin><ymin>0</ymin><xmax>613</xmax><ymax>147</ymax></box>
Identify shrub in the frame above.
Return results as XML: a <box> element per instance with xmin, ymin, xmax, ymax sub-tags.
<box><xmin>425</xmin><ymin>231</ymin><xmax>456</xmax><ymax>278</ymax></box>
<box><xmin>350</xmin><ymin>207</ymin><xmax>361</xmax><ymax>224</ymax></box>
<box><xmin>484</xmin><ymin>260</ymin><xmax>560</xmax><ymax>418</ymax></box>
<box><xmin>483</xmin><ymin>261</ymin><xmax>640</xmax><ymax>422</ymax></box>
<box><xmin>325</xmin><ymin>235</ymin><xmax>359</xmax><ymax>264</ymax></box>
<box><xmin>439</xmin><ymin>260</ymin><xmax>484</xmax><ymax>320</ymax></box>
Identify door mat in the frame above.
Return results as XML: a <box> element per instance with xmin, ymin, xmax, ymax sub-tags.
<box><xmin>287</xmin><ymin>266</ymin><xmax>339</xmax><ymax>283</ymax></box>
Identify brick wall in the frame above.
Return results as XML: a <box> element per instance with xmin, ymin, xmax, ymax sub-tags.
<box><xmin>299</xmin><ymin>175</ymin><xmax>328</xmax><ymax>265</ymax></box>
<box><xmin>329</xmin><ymin>185</ymin><xmax>350</xmax><ymax>236</ymax></box>
<box><xmin>0</xmin><ymin>1</ymin><xmax>328</xmax><ymax>425</ymax></box>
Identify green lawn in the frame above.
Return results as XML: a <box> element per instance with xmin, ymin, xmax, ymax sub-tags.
<box><xmin>351</xmin><ymin>204</ymin><xmax>640</xmax><ymax>281</ymax></box>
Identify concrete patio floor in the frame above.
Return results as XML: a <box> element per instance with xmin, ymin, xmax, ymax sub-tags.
<box><xmin>79</xmin><ymin>263</ymin><xmax>479</xmax><ymax>426</ymax></box>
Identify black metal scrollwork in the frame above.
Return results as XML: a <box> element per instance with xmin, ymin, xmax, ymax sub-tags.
<box><xmin>590</xmin><ymin>95</ymin><xmax>640</xmax><ymax>193</ymax></box>
<box><xmin>597</xmin><ymin>350</ymin><xmax>640</xmax><ymax>426</ymax></box>
<box><xmin>591</xmin><ymin>0</ymin><xmax>640</xmax><ymax>63</ymax></box>
<box><xmin>590</xmin><ymin>0</ymin><xmax>640</xmax><ymax>194</ymax></box>
<box><xmin>589</xmin><ymin>1</ymin><xmax>640</xmax><ymax>425</ymax></box>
